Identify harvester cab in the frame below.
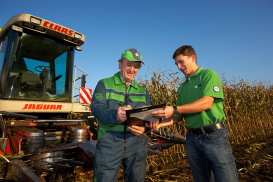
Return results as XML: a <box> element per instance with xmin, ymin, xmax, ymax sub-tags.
<box><xmin>0</xmin><ymin>14</ymin><xmax>92</xmax><ymax>156</ymax></box>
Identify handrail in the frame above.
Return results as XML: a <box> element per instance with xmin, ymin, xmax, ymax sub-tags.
<box><xmin>72</xmin><ymin>66</ymin><xmax>88</xmax><ymax>103</ymax></box>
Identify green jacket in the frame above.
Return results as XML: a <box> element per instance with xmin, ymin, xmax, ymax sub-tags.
<box><xmin>91</xmin><ymin>72</ymin><xmax>152</xmax><ymax>139</ymax></box>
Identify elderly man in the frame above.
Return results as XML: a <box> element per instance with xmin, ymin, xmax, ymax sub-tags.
<box><xmin>91</xmin><ymin>48</ymin><xmax>152</xmax><ymax>182</ymax></box>
<box><xmin>149</xmin><ymin>45</ymin><xmax>239</xmax><ymax>182</ymax></box>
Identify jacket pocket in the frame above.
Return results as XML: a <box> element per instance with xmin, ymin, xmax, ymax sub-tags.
<box><xmin>107</xmin><ymin>92</ymin><xmax>124</xmax><ymax>102</ymax></box>
<box><xmin>129</xmin><ymin>96</ymin><xmax>146</xmax><ymax>104</ymax></box>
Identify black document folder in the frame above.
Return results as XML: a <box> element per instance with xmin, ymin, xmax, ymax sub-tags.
<box><xmin>126</xmin><ymin>104</ymin><xmax>166</xmax><ymax>126</ymax></box>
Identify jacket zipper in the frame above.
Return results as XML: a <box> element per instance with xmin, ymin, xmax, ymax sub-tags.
<box><xmin>124</xmin><ymin>86</ymin><xmax>127</xmax><ymax>152</ymax></box>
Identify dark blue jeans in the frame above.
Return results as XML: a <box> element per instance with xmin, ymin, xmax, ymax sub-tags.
<box><xmin>186</xmin><ymin>128</ymin><xmax>240</xmax><ymax>182</ymax></box>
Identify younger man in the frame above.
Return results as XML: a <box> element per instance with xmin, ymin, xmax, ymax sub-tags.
<box><xmin>149</xmin><ymin>45</ymin><xmax>239</xmax><ymax>182</ymax></box>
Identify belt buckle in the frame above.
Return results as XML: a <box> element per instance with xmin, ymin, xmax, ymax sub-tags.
<box><xmin>214</xmin><ymin>121</ymin><xmax>225</xmax><ymax>130</ymax></box>
<box><xmin>214</xmin><ymin>122</ymin><xmax>221</xmax><ymax>129</ymax></box>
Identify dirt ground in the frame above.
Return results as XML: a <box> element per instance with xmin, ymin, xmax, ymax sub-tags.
<box><xmin>143</xmin><ymin>133</ymin><xmax>273</xmax><ymax>182</ymax></box>
<box><xmin>4</xmin><ymin>133</ymin><xmax>272</xmax><ymax>182</ymax></box>
<box><xmin>232</xmin><ymin>133</ymin><xmax>273</xmax><ymax>182</ymax></box>
<box><xmin>54</xmin><ymin>133</ymin><xmax>273</xmax><ymax>182</ymax></box>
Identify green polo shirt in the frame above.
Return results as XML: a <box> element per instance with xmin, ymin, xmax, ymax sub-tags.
<box><xmin>176</xmin><ymin>67</ymin><xmax>226</xmax><ymax>128</ymax></box>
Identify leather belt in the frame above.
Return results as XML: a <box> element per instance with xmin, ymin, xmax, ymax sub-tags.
<box><xmin>187</xmin><ymin>122</ymin><xmax>225</xmax><ymax>135</ymax></box>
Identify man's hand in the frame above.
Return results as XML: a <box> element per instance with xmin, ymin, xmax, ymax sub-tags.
<box><xmin>152</xmin><ymin>106</ymin><xmax>174</xmax><ymax>119</ymax></box>
<box><xmin>117</xmin><ymin>105</ymin><xmax>132</xmax><ymax>122</ymax></box>
<box><xmin>146</xmin><ymin>121</ymin><xmax>162</xmax><ymax>131</ymax></box>
<box><xmin>128</xmin><ymin>125</ymin><xmax>145</xmax><ymax>136</ymax></box>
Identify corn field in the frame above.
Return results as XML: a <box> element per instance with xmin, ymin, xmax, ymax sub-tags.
<box><xmin>137</xmin><ymin>69</ymin><xmax>273</xmax><ymax>144</ymax></box>
<box><xmin>89</xmin><ymin>68</ymin><xmax>273</xmax><ymax>145</ymax></box>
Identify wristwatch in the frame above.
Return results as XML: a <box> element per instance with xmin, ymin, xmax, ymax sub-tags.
<box><xmin>173</xmin><ymin>106</ymin><xmax>179</xmax><ymax>116</ymax></box>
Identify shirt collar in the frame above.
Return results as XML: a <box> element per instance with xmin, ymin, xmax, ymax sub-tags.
<box><xmin>120</xmin><ymin>76</ymin><xmax>134</xmax><ymax>88</ymax></box>
<box><xmin>185</xmin><ymin>67</ymin><xmax>204</xmax><ymax>81</ymax></box>
<box><xmin>114</xmin><ymin>72</ymin><xmax>138</xmax><ymax>88</ymax></box>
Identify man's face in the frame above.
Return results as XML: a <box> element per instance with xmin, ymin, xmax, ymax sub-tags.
<box><xmin>119</xmin><ymin>59</ymin><xmax>141</xmax><ymax>83</ymax></box>
<box><xmin>174</xmin><ymin>54</ymin><xmax>196</xmax><ymax>77</ymax></box>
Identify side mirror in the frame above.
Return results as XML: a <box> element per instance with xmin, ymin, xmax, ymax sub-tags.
<box><xmin>75</xmin><ymin>46</ymin><xmax>82</xmax><ymax>51</ymax></box>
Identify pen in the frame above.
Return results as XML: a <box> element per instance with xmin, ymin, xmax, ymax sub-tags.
<box><xmin>118</xmin><ymin>103</ymin><xmax>125</xmax><ymax>107</ymax></box>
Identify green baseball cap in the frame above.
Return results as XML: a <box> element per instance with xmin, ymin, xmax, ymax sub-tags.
<box><xmin>121</xmin><ymin>48</ymin><xmax>145</xmax><ymax>64</ymax></box>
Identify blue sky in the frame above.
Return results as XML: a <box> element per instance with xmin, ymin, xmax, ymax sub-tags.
<box><xmin>1</xmin><ymin>0</ymin><xmax>272</xmax><ymax>92</ymax></box>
